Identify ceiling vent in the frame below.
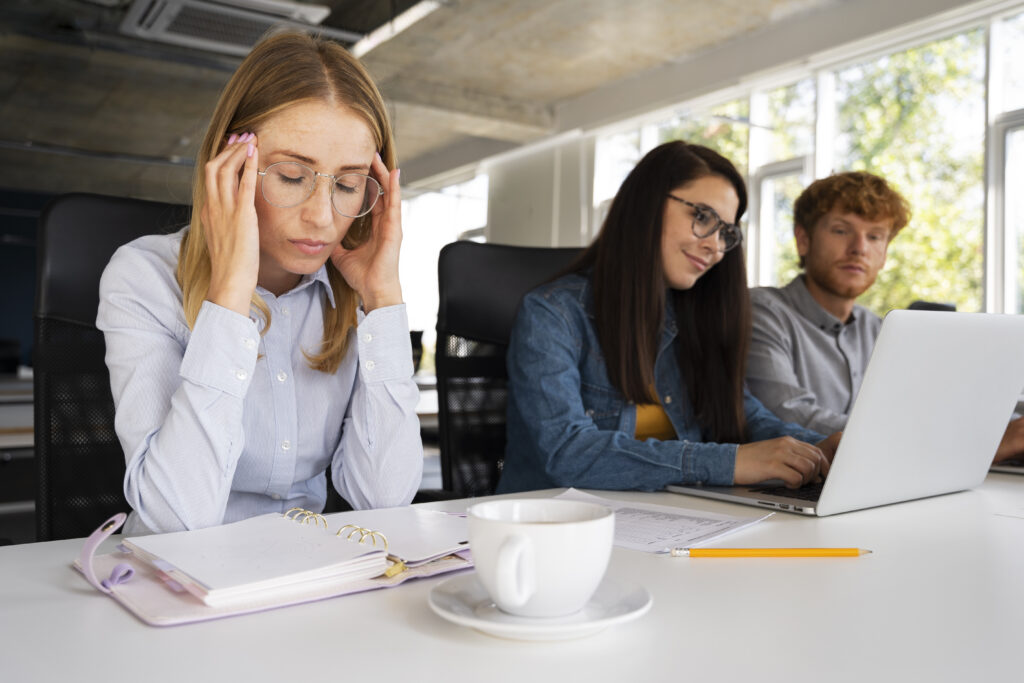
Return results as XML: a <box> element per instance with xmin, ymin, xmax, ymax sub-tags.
<box><xmin>120</xmin><ymin>0</ymin><xmax>359</xmax><ymax>56</ymax></box>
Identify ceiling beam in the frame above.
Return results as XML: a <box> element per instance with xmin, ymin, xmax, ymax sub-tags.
<box><xmin>382</xmin><ymin>79</ymin><xmax>554</xmax><ymax>141</ymax></box>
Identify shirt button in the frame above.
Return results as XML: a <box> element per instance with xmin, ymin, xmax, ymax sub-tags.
<box><xmin>363</xmin><ymin>333</ymin><xmax>373</xmax><ymax>343</ymax></box>
<box><xmin>277</xmin><ymin>371</ymin><xmax>287</xmax><ymax>382</ymax></box>
<box><xmin>242</xmin><ymin>337</ymin><xmax>256</xmax><ymax>349</ymax></box>
<box><xmin>281</xmin><ymin>440</ymin><xmax>291</xmax><ymax>451</ymax></box>
<box><xmin>365</xmin><ymin>360</ymin><xmax>375</xmax><ymax>371</ymax></box>
<box><xmin>235</xmin><ymin>369</ymin><xmax>247</xmax><ymax>381</ymax></box>
<box><xmin>282</xmin><ymin>307</ymin><xmax>290</xmax><ymax>316</ymax></box>
<box><xmin>586</xmin><ymin>409</ymin><xmax>595</xmax><ymax>417</ymax></box>
<box><xmin>664</xmin><ymin>395</ymin><xmax>672</xmax><ymax>404</ymax></box>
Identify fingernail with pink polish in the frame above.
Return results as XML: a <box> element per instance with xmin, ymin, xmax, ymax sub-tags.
<box><xmin>227</xmin><ymin>133</ymin><xmax>238</xmax><ymax>144</ymax></box>
<box><xmin>247</xmin><ymin>143</ymin><xmax>254</xmax><ymax>158</ymax></box>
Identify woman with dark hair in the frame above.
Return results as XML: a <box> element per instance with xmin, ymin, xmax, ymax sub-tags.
<box><xmin>497</xmin><ymin>140</ymin><xmax>840</xmax><ymax>494</ymax></box>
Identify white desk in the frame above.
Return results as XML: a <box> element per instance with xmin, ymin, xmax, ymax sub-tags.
<box><xmin>2</xmin><ymin>475</ymin><xmax>1023</xmax><ymax>682</ymax></box>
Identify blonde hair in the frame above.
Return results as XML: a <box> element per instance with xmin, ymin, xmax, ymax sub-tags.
<box><xmin>177</xmin><ymin>31</ymin><xmax>397</xmax><ymax>373</ymax></box>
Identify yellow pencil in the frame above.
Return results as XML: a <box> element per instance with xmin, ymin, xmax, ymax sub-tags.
<box><xmin>671</xmin><ymin>547</ymin><xmax>872</xmax><ymax>558</ymax></box>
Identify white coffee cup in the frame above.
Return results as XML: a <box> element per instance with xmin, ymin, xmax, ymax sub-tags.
<box><xmin>467</xmin><ymin>499</ymin><xmax>615</xmax><ymax>618</ymax></box>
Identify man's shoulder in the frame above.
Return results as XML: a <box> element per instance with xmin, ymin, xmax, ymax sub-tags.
<box><xmin>750</xmin><ymin>284</ymin><xmax>788</xmax><ymax>307</ymax></box>
<box><xmin>852</xmin><ymin>303</ymin><xmax>883</xmax><ymax>332</ymax></box>
<box><xmin>750</xmin><ymin>285</ymin><xmax>801</xmax><ymax>324</ymax></box>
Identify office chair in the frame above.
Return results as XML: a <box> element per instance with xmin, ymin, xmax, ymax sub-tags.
<box><xmin>34</xmin><ymin>193</ymin><xmax>190</xmax><ymax>541</ymax></box>
<box><xmin>435</xmin><ymin>241</ymin><xmax>583</xmax><ymax>496</ymax></box>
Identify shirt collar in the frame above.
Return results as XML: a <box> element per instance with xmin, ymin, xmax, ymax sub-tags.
<box><xmin>256</xmin><ymin>265</ymin><xmax>337</xmax><ymax>309</ymax></box>
<box><xmin>784</xmin><ymin>275</ymin><xmax>850</xmax><ymax>333</ymax></box>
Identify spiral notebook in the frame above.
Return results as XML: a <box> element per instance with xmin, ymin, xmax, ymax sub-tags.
<box><xmin>74</xmin><ymin>506</ymin><xmax>472</xmax><ymax>626</ymax></box>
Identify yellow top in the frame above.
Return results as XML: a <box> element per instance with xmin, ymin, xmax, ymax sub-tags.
<box><xmin>635</xmin><ymin>401</ymin><xmax>676</xmax><ymax>441</ymax></box>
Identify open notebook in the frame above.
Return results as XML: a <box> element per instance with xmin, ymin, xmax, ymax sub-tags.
<box><xmin>74</xmin><ymin>506</ymin><xmax>471</xmax><ymax>626</ymax></box>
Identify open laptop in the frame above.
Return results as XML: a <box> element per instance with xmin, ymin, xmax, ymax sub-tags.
<box><xmin>666</xmin><ymin>309</ymin><xmax>1024</xmax><ymax>516</ymax></box>
<box><xmin>991</xmin><ymin>458</ymin><xmax>1024</xmax><ymax>474</ymax></box>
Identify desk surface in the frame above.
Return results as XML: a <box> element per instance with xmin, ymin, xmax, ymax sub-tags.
<box><xmin>2</xmin><ymin>475</ymin><xmax>1023</xmax><ymax>682</ymax></box>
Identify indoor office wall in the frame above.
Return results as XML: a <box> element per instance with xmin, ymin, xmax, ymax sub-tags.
<box><xmin>485</xmin><ymin>136</ymin><xmax>595</xmax><ymax>247</ymax></box>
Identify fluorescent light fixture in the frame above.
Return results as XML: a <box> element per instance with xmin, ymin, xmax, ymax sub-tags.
<box><xmin>350</xmin><ymin>0</ymin><xmax>441</xmax><ymax>58</ymax></box>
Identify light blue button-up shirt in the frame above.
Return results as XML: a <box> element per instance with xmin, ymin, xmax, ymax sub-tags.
<box><xmin>97</xmin><ymin>228</ymin><xmax>422</xmax><ymax>536</ymax></box>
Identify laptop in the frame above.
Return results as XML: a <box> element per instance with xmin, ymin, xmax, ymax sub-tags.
<box><xmin>666</xmin><ymin>309</ymin><xmax>1024</xmax><ymax>516</ymax></box>
<box><xmin>991</xmin><ymin>457</ymin><xmax>1024</xmax><ymax>474</ymax></box>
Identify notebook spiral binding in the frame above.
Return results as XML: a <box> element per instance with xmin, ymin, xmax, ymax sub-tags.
<box><xmin>282</xmin><ymin>507</ymin><xmax>390</xmax><ymax>551</ymax></box>
<box><xmin>283</xmin><ymin>507</ymin><xmax>328</xmax><ymax>529</ymax></box>
<box><xmin>337</xmin><ymin>524</ymin><xmax>389</xmax><ymax>551</ymax></box>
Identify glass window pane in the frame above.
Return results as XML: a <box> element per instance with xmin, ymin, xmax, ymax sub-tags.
<box><xmin>751</xmin><ymin>79</ymin><xmax>816</xmax><ymax>166</ymax></box>
<box><xmin>833</xmin><ymin>30</ymin><xmax>985</xmax><ymax>314</ymax></box>
<box><xmin>1008</xmin><ymin>128</ymin><xmax>1024</xmax><ymax>313</ymax></box>
<box><xmin>759</xmin><ymin>172</ymin><xmax>808</xmax><ymax>286</ymax></box>
<box><xmin>593</xmin><ymin>130</ymin><xmax>642</xmax><ymax>209</ymax></box>
<box><xmin>400</xmin><ymin>174</ymin><xmax>489</xmax><ymax>372</ymax></box>
<box><xmin>656</xmin><ymin>99</ymin><xmax>750</xmax><ymax>176</ymax></box>
<box><xmin>993</xmin><ymin>11</ymin><xmax>1024</xmax><ymax>114</ymax></box>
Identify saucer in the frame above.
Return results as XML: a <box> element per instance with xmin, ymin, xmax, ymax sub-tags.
<box><xmin>427</xmin><ymin>573</ymin><xmax>652</xmax><ymax>641</ymax></box>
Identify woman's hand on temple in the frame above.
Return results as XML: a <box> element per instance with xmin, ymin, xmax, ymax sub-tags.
<box><xmin>331</xmin><ymin>152</ymin><xmax>403</xmax><ymax>313</ymax></box>
<box><xmin>202</xmin><ymin>132</ymin><xmax>261</xmax><ymax>316</ymax></box>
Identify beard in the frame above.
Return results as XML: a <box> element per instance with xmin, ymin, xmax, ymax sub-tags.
<box><xmin>803</xmin><ymin>259</ymin><xmax>877</xmax><ymax>300</ymax></box>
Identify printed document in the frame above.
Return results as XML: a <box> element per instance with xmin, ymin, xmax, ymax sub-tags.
<box><xmin>556</xmin><ymin>489</ymin><xmax>772</xmax><ymax>553</ymax></box>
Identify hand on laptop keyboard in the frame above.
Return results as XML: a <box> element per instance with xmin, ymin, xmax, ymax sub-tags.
<box><xmin>734</xmin><ymin>435</ymin><xmax>833</xmax><ymax>488</ymax></box>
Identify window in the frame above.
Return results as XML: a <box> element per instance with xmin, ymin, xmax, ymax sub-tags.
<box><xmin>589</xmin><ymin>4</ymin><xmax>1024</xmax><ymax>315</ymax></box>
<box><xmin>992</xmin><ymin>10</ymin><xmax>1024</xmax><ymax>114</ymax></box>
<box><xmin>592</xmin><ymin>100</ymin><xmax>751</xmax><ymax>237</ymax></box>
<box><xmin>833</xmin><ymin>30</ymin><xmax>986</xmax><ymax>314</ymax></box>
<box><xmin>400</xmin><ymin>174</ymin><xmax>488</xmax><ymax>373</ymax></box>
<box><xmin>748</xmin><ymin>79</ymin><xmax>815</xmax><ymax>285</ymax></box>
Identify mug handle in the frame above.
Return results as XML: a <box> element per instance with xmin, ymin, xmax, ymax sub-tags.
<box><xmin>494</xmin><ymin>534</ymin><xmax>535</xmax><ymax>608</ymax></box>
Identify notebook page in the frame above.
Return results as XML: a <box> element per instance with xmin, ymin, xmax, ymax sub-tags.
<box><xmin>123</xmin><ymin>513</ymin><xmax>387</xmax><ymax>593</ymax></box>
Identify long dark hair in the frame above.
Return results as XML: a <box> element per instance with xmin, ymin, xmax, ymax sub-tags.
<box><xmin>574</xmin><ymin>140</ymin><xmax>750</xmax><ymax>443</ymax></box>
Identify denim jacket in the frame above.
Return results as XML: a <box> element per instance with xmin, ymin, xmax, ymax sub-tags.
<box><xmin>497</xmin><ymin>272</ymin><xmax>823</xmax><ymax>494</ymax></box>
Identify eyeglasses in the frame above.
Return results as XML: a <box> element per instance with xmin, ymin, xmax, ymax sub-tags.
<box><xmin>666</xmin><ymin>195</ymin><xmax>743</xmax><ymax>252</ymax></box>
<box><xmin>257</xmin><ymin>161</ymin><xmax>383</xmax><ymax>218</ymax></box>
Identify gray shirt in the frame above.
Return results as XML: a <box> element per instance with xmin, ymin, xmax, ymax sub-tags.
<box><xmin>746</xmin><ymin>276</ymin><xmax>881</xmax><ymax>435</ymax></box>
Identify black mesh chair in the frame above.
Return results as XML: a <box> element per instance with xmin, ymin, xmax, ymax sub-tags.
<box><xmin>908</xmin><ymin>300</ymin><xmax>956</xmax><ymax>312</ymax></box>
<box><xmin>34</xmin><ymin>193</ymin><xmax>189</xmax><ymax>541</ymax></box>
<box><xmin>435</xmin><ymin>241</ymin><xmax>583</xmax><ymax>497</ymax></box>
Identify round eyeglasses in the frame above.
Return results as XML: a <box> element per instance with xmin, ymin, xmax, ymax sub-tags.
<box><xmin>257</xmin><ymin>161</ymin><xmax>384</xmax><ymax>218</ymax></box>
<box><xmin>666</xmin><ymin>194</ymin><xmax>743</xmax><ymax>252</ymax></box>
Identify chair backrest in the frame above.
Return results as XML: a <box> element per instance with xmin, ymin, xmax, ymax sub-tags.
<box><xmin>435</xmin><ymin>241</ymin><xmax>583</xmax><ymax>496</ymax></box>
<box><xmin>907</xmin><ymin>300</ymin><xmax>957</xmax><ymax>312</ymax></box>
<box><xmin>34</xmin><ymin>193</ymin><xmax>190</xmax><ymax>541</ymax></box>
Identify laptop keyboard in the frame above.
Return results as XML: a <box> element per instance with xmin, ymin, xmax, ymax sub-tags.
<box><xmin>752</xmin><ymin>482</ymin><xmax>824</xmax><ymax>501</ymax></box>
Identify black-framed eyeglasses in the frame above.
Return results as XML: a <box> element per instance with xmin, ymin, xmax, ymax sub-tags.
<box><xmin>257</xmin><ymin>161</ymin><xmax>384</xmax><ymax>218</ymax></box>
<box><xmin>666</xmin><ymin>194</ymin><xmax>743</xmax><ymax>252</ymax></box>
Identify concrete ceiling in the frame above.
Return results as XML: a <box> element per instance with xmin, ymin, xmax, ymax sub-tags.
<box><xmin>0</xmin><ymin>0</ymin><xmax>836</xmax><ymax>204</ymax></box>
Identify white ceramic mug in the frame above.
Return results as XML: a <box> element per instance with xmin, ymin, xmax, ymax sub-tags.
<box><xmin>467</xmin><ymin>499</ymin><xmax>615</xmax><ymax>618</ymax></box>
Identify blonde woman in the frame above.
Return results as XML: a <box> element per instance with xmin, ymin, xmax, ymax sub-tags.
<box><xmin>97</xmin><ymin>32</ymin><xmax>422</xmax><ymax>535</ymax></box>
